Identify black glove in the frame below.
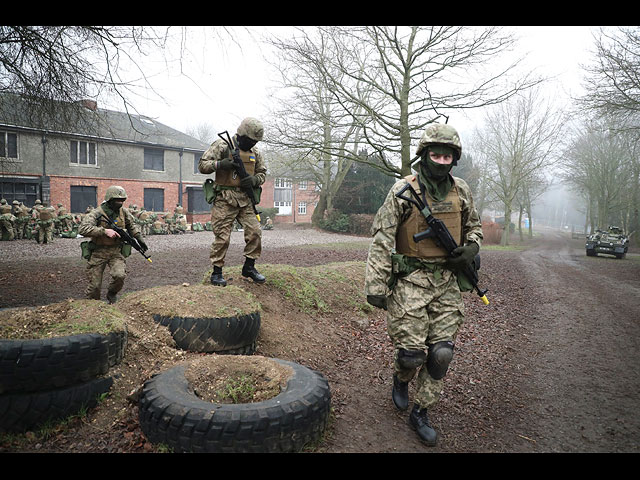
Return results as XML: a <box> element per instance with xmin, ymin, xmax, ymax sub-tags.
<box><xmin>367</xmin><ymin>295</ymin><xmax>388</xmax><ymax>310</ymax></box>
<box><xmin>240</xmin><ymin>175</ymin><xmax>259</xmax><ymax>189</ymax></box>
<box><xmin>445</xmin><ymin>242</ymin><xmax>479</xmax><ymax>271</ymax></box>
<box><xmin>136</xmin><ymin>236</ymin><xmax>148</xmax><ymax>252</ymax></box>
<box><xmin>216</xmin><ymin>158</ymin><xmax>235</xmax><ymax>170</ymax></box>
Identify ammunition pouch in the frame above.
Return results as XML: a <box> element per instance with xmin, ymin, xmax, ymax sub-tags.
<box><xmin>388</xmin><ymin>253</ymin><xmax>445</xmax><ymax>289</ymax></box>
<box><xmin>203</xmin><ymin>178</ymin><xmax>216</xmax><ymax>204</ymax></box>
<box><xmin>80</xmin><ymin>240</ymin><xmax>96</xmax><ymax>260</ymax></box>
<box><xmin>121</xmin><ymin>243</ymin><xmax>132</xmax><ymax>258</ymax></box>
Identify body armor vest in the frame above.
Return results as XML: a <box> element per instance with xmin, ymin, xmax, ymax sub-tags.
<box><xmin>92</xmin><ymin>205</ymin><xmax>126</xmax><ymax>246</ymax></box>
<box><xmin>396</xmin><ymin>175</ymin><xmax>462</xmax><ymax>258</ymax></box>
<box><xmin>0</xmin><ymin>204</ymin><xmax>11</xmax><ymax>215</ymax></box>
<box><xmin>215</xmin><ymin>140</ymin><xmax>256</xmax><ymax>187</ymax></box>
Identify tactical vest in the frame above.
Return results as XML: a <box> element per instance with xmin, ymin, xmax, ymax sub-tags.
<box><xmin>215</xmin><ymin>140</ymin><xmax>257</xmax><ymax>188</ymax></box>
<box><xmin>92</xmin><ymin>206</ymin><xmax>126</xmax><ymax>246</ymax></box>
<box><xmin>0</xmin><ymin>203</ymin><xmax>11</xmax><ymax>214</ymax></box>
<box><xmin>396</xmin><ymin>175</ymin><xmax>462</xmax><ymax>258</ymax></box>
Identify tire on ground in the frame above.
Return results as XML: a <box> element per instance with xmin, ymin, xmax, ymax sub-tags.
<box><xmin>138</xmin><ymin>358</ymin><xmax>331</xmax><ymax>452</ymax></box>
<box><xmin>152</xmin><ymin>312</ymin><xmax>260</xmax><ymax>354</ymax></box>
<box><xmin>0</xmin><ymin>329</ymin><xmax>126</xmax><ymax>395</ymax></box>
<box><xmin>0</xmin><ymin>376</ymin><xmax>113</xmax><ymax>433</ymax></box>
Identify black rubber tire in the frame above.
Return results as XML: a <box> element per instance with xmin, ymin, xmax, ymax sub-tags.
<box><xmin>152</xmin><ymin>312</ymin><xmax>260</xmax><ymax>354</ymax></box>
<box><xmin>0</xmin><ymin>376</ymin><xmax>113</xmax><ymax>433</ymax></box>
<box><xmin>0</xmin><ymin>330</ymin><xmax>126</xmax><ymax>395</ymax></box>
<box><xmin>138</xmin><ymin>359</ymin><xmax>331</xmax><ymax>453</ymax></box>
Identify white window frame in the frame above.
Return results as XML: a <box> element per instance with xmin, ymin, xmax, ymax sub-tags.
<box><xmin>298</xmin><ymin>180</ymin><xmax>307</xmax><ymax>190</ymax></box>
<box><xmin>298</xmin><ymin>201</ymin><xmax>307</xmax><ymax>215</ymax></box>
<box><xmin>70</xmin><ymin>139</ymin><xmax>97</xmax><ymax>166</ymax></box>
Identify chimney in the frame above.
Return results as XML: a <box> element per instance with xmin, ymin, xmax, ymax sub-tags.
<box><xmin>80</xmin><ymin>99</ymin><xmax>98</xmax><ymax>111</ymax></box>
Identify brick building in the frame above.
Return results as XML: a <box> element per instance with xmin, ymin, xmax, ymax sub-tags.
<box><xmin>0</xmin><ymin>94</ymin><xmax>318</xmax><ymax>225</ymax></box>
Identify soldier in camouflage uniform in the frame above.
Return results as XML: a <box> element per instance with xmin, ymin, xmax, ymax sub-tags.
<box><xmin>12</xmin><ymin>201</ymin><xmax>29</xmax><ymax>239</ymax></box>
<box><xmin>198</xmin><ymin>117</ymin><xmax>268</xmax><ymax>286</ymax></box>
<box><xmin>0</xmin><ymin>199</ymin><xmax>15</xmax><ymax>240</ymax></box>
<box><xmin>36</xmin><ymin>204</ymin><xmax>56</xmax><ymax>243</ymax></box>
<box><xmin>78</xmin><ymin>186</ymin><xmax>147</xmax><ymax>304</ymax></box>
<box><xmin>365</xmin><ymin>123</ymin><xmax>483</xmax><ymax>446</ymax></box>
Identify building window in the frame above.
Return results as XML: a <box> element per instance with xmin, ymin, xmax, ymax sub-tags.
<box><xmin>298</xmin><ymin>180</ymin><xmax>307</xmax><ymax>190</ymax></box>
<box><xmin>70</xmin><ymin>185</ymin><xmax>97</xmax><ymax>213</ymax></box>
<box><xmin>1</xmin><ymin>180</ymin><xmax>38</xmax><ymax>206</ymax></box>
<box><xmin>298</xmin><ymin>202</ymin><xmax>307</xmax><ymax>215</ymax></box>
<box><xmin>0</xmin><ymin>131</ymin><xmax>18</xmax><ymax>159</ymax></box>
<box><xmin>144</xmin><ymin>188</ymin><xmax>164</xmax><ymax>212</ymax></box>
<box><xmin>144</xmin><ymin>147</ymin><xmax>164</xmax><ymax>171</ymax></box>
<box><xmin>193</xmin><ymin>151</ymin><xmax>205</xmax><ymax>174</ymax></box>
<box><xmin>275</xmin><ymin>178</ymin><xmax>292</xmax><ymax>189</ymax></box>
<box><xmin>70</xmin><ymin>140</ymin><xmax>97</xmax><ymax>165</ymax></box>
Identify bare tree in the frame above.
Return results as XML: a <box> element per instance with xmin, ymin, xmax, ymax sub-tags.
<box><xmin>312</xmin><ymin>26</ymin><xmax>542</xmax><ymax>177</ymax></box>
<box><xmin>474</xmin><ymin>88</ymin><xmax>565</xmax><ymax>245</ymax></box>
<box><xmin>264</xmin><ymin>28</ymin><xmax>369</xmax><ymax>223</ymax></box>
<box><xmin>0</xmin><ymin>26</ymin><xmax>171</xmax><ymax>129</ymax></box>
<box><xmin>580</xmin><ymin>27</ymin><xmax>640</xmax><ymax>132</ymax></box>
<box><xmin>186</xmin><ymin>122</ymin><xmax>218</xmax><ymax>145</ymax></box>
<box><xmin>561</xmin><ymin>117</ymin><xmax>636</xmax><ymax>233</ymax></box>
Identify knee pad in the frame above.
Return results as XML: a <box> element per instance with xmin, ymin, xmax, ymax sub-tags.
<box><xmin>397</xmin><ymin>348</ymin><xmax>426</xmax><ymax>369</ymax></box>
<box><xmin>426</xmin><ymin>341</ymin><xmax>454</xmax><ymax>380</ymax></box>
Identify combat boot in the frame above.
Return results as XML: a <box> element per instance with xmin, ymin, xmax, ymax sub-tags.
<box><xmin>210</xmin><ymin>266</ymin><xmax>227</xmax><ymax>286</ymax></box>
<box><xmin>242</xmin><ymin>257</ymin><xmax>265</xmax><ymax>283</ymax></box>
<box><xmin>392</xmin><ymin>374</ymin><xmax>409</xmax><ymax>411</ymax></box>
<box><xmin>106</xmin><ymin>291</ymin><xmax>118</xmax><ymax>304</ymax></box>
<box><xmin>409</xmin><ymin>404</ymin><xmax>437</xmax><ymax>446</ymax></box>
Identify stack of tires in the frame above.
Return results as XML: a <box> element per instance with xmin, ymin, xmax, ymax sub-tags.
<box><xmin>0</xmin><ymin>329</ymin><xmax>126</xmax><ymax>433</ymax></box>
<box><xmin>137</xmin><ymin>284</ymin><xmax>332</xmax><ymax>453</ymax></box>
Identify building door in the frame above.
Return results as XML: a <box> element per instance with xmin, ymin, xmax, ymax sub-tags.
<box><xmin>144</xmin><ymin>188</ymin><xmax>164</xmax><ymax>212</ymax></box>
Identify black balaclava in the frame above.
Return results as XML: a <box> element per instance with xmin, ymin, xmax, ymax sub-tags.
<box><xmin>237</xmin><ymin>134</ymin><xmax>257</xmax><ymax>151</ymax></box>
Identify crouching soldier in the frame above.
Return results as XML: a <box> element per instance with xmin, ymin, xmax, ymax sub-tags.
<box><xmin>78</xmin><ymin>186</ymin><xmax>147</xmax><ymax>304</ymax></box>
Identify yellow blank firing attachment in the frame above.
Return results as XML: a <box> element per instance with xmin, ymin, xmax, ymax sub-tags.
<box><xmin>480</xmin><ymin>295</ymin><xmax>489</xmax><ymax>305</ymax></box>
<box><xmin>256</xmin><ymin>214</ymin><xmax>261</xmax><ymax>222</ymax></box>
<box><xmin>147</xmin><ymin>258</ymin><xmax>152</xmax><ymax>263</ymax></box>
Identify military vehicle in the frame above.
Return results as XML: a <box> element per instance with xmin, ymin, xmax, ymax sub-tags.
<box><xmin>585</xmin><ymin>226</ymin><xmax>629</xmax><ymax>259</ymax></box>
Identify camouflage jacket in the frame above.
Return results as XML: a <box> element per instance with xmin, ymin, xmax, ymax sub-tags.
<box><xmin>365</xmin><ymin>175</ymin><xmax>483</xmax><ymax>297</ymax></box>
<box><xmin>78</xmin><ymin>203</ymin><xmax>141</xmax><ymax>246</ymax></box>
<box><xmin>198</xmin><ymin>135</ymin><xmax>267</xmax><ymax>208</ymax></box>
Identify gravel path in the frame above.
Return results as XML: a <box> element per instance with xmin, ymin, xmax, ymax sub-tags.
<box><xmin>0</xmin><ymin>228</ymin><xmax>369</xmax><ymax>260</ymax></box>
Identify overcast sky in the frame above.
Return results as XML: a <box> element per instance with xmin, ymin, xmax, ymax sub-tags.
<box><xmin>125</xmin><ymin>26</ymin><xmax>608</xmax><ymax>143</ymax></box>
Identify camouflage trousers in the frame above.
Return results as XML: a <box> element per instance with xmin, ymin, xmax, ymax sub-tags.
<box><xmin>37</xmin><ymin>220</ymin><xmax>53</xmax><ymax>243</ymax></box>
<box><xmin>209</xmin><ymin>198</ymin><xmax>261</xmax><ymax>267</ymax></box>
<box><xmin>387</xmin><ymin>266</ymin><xmax>464</xmax><ymax>408</ymax></box>
<box><xmin>85</xmin><ymin>245</ymin><xmax>127</xmax><ymax>300</ymax></box>
<box><xmin>0</xmin><ymin>216</ymin><xmax>14</xmax><ymax>240</ymax></box>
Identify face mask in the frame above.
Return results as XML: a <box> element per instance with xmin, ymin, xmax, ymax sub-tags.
<box><xmin>237</xmin><ymin>135</ymin><xmax>257</xmax><ymax>151</ymax></box>
<box><xmin>422</xmin><ymin>155</ymin><xmax>452</xmax><ymax>180</ymax></box>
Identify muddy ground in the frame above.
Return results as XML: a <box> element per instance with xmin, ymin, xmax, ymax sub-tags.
<box><xmin>1</xmin><ymin>225</ymin><xmax>639</xmax><ymax>454</ymax></box>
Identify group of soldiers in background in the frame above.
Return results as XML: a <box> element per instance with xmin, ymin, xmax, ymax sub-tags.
<box><xmin>0</xmin><ymin>200</ymin><xmax>196</xmax><ymax>242</ymax></box>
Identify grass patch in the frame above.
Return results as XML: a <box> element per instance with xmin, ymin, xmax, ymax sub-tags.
<box><xmin>0</xmin><ymin>299</ymin><xmax>126</xmax><ymax>340</ymax></box>
<box><xmin>219</xmin><ymin>261</ymin><xmax>369</xmax><ymax>314</ymax></box>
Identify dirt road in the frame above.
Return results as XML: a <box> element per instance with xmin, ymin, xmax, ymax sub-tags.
<box><xmin>509</xmin><ymin>228</ymin><xmax>640</xmax><ymax>452</ymax></box>
<box><xmin>1</xmin><ymin>227</ymin><xmax>639</xmax><ymax>453</ymax></box>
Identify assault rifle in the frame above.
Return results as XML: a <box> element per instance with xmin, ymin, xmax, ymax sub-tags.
<box><xmin>395</xmin><ymin>181</ymin><xmax>489</xmax><ymax>305</ymax></box>
<box><xmin>218</xmin><ymin>131</ymin><xmax>261</xmax><ymax>222</ymax></box>
<box><xmin>99</xmin><ymin>213</ymin><xmax>152</xmax><ymax>263</ymax></box>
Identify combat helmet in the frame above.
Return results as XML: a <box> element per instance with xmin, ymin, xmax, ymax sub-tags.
<box><xmin>104</xmin><ymin>185</ymin><xmax>127</xmax><ymax>201</ymax></box>
<box><xmin>237</xmin><ymin>117</ymin><xmax>264</xmax><ymax>142</ymax></box>
<box><xmin>416</xmin><ymin>123</ymin><xmax>462</xmax><ymax>164</ymax></box>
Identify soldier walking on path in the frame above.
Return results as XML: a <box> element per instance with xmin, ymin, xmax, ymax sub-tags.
<box><xmin>78</xmin><ymin>186</ymin><xmax>148</xmax><ymax>304</ymax></box>
<box><xmin>365</xmin><ymin>123</ymin><xmax>484</xmax><ymax>446</ymax></box>
<box><xmin>198</xmin><ymin>117</ymin><xmax>268</xmax><ymax>286</ymax></box>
